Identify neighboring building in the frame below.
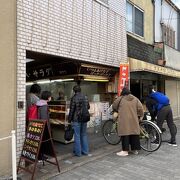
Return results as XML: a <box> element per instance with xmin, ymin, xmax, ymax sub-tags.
<box><xmin>126</xmin><ymin>0</ymin><xmax>162</xmax><ymax>98</ymax></box>
<box><xmin>154</xmin><ymin>0</ymin><xmax>180</xmax><ymax>117</ymax></box>
<box><xmin>0</xmin><ymin>0</ymin><xmax>16</xmax><ymax>176</ymax></box>
<box><xmin>0</xmin><ymin>0</ymin><xmax>127</xmax><ymax>177</ymax></box>
<box><xmin>126</xmin><ymin>0</ymin><xmax>180</xmax><ymax>118</ymax></box>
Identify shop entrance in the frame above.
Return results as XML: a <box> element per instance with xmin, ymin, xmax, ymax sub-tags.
<box><xmin>26</xmin><ymin>51</ymin><xmax>118</xmax><ymax>158</ymax></box>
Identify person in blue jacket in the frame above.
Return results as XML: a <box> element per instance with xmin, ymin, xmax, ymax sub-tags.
<box><xmin>146</xmin><ymin>87</ymin><xmax>177</xmax><ymax>146</ymax></box>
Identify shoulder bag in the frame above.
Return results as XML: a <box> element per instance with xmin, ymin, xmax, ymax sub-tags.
<box><xmin>113</xmin><ymin>97</ymin><xmax>123</xmax><ymax>121</ymax></box>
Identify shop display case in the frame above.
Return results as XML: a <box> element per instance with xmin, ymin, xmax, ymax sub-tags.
<box><xmin>48</xmin><ymin>100</ymin><xmax>73</xmax><ymax>144</ymax></box>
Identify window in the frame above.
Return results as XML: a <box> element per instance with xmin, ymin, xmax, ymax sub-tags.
<box><xmin>162</xmin><ymin>24</ymin><xmax>175</xmax><ymax>48</ymax></box>
<box><xmin>126</xmin><ymin>1</ymin><xmax>144</xmax><ymax>37</ymax></box>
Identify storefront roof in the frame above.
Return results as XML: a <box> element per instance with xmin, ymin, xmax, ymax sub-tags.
<box><xmin>129</xmin><ymin>58</ymin><xmax>180</xmax><ymax>78</ymax></box>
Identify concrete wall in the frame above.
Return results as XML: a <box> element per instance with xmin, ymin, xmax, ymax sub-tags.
<box><xmin>16</xmin><ymin>0</ymin><xmax>127</xmax><ymax>160</ymax></box>
<box><xmin>0</xmin><ymin>0</ymin><xmax>16</xmax><ymax>176</ymax></box>
<box><xmin>127</xmin><ymin>0</ymin><xmax>154</xmax><ymax>45</ymax></box>
<box><xmin>165</xmin><ymin>45</ymin><xmax>180</xmax><ymax>70</ymax></box>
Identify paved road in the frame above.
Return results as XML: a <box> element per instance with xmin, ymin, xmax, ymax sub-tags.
<box><xmin>50</xmin><ymin>120</ymin><xmax>180</xmax><ymax>180</ymax></box>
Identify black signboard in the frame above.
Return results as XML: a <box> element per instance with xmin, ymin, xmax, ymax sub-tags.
<box><xmin>26</xmin><ymin>61</ymin><xmax>118</xmax><ymax>82</ymax></box>
<box><xmin>26</xmin><ymin>64</ymin><xmax>54</xmax><ymax>82</ymax></box>
<box><xmin>21</xmin><ymin>120</ymin><xmax>44</xmax><ymax>162</ymax></box>
<box><xmin>79</xmin><ymin>64</ymin><xmax>117</xmax><ymax>77</ymax></box>
<box><xmin>26</xmin><ymin>63</ymin><xmax>78</xmax><ymax>82</ymax></box>
<box><xmin>17</xmin><ymin>120</ymin><xmax>60</xmax><ymax>180</ymax></box>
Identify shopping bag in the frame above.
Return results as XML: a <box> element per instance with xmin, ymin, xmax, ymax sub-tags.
<box><xmin>64</xmin><ymin>125</ymin><xmax>74</xmax><ymax>141</ymax></box>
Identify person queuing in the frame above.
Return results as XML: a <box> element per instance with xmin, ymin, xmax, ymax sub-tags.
<box><xmin>26</xmin><ymin>84</ymin><xmax>41</xmax><ymax>128</ymax></box>
<box><xmin>68</xmin><ymin>85</ymin><xmax>90</xmax><ymax>157</ymax></box>
<box><xmin>146</xmin><ymin>87</ymin><xmax>177</xmax><ymax>146</ymax></box>
<box><xmin>36</xmin><ymin>91</ymin><xmax>52</xmax><ymax>128</ymax></box>
<box><xmin>112</xmin><ymin>87</ymin><xmax>144</xmax><ymax>156</ymax></box>
<box><xmin>36</xmin><ymin>91</ymin><xmax>52</xmax><ymax>161</ymax></box>
<box><xmin>27</xmin><ymin>84</ymin><xmax>41</xmax><ymax>109</ymax></box>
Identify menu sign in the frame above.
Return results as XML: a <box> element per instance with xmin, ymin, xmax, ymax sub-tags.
<box><xmin>22</xmin><ymin>120</ymin><xmax>45</xmax><ymax>162</ymax></box>
<box><xmin>18</xmin><ymin>119</ymin><xmax>60</xmax><ymax>179</ymax></box>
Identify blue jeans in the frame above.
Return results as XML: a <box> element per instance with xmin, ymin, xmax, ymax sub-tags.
<box><xmin>72</xmin><ymin>122</ymin><xmax>89</xmax><ymax>156</ymax></box>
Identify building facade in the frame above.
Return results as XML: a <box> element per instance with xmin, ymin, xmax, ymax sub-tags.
<box><xmin>127</xmin><ymin>0</ymin><xmax>180</xmax><ymax>118</ymax></box>
<box><xmin>126</xmin><ymin>0</ymin><xmax>161</xmax><ymax>99</ymax></box>
<box><xmin>154</xmin><ymin>0</ymin><xmax>180</xmax><ymax>117</ymax></box>
<box><xmin>0</xmin><ymin>0</ymin><xmax>127</xmax><ymax>176</ymax></box>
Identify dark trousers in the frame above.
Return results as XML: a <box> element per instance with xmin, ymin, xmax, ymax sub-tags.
<box><xmin>157</xmin><ymin>105</ymin><xmax>176</xmax><ymax>142</ymax></box>
<box><xmin>121</xmin><ymin>135</ymin><xmax>141</xmax><ymax>151</ymax></box>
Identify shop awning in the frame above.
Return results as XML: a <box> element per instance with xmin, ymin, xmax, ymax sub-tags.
<box><xmin>129</xmin><ymin>58</ymin><xmax>180</xmax><ymax>78</ymax></box>
<box><xmin>26</xmin><ymin>62</ymin><xmax>118</xmax><ymax>82</ymax></box>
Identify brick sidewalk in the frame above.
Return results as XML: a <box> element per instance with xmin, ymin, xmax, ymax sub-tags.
<box><xmin>18</xmin><ymin>119</ymin><xmax>180</xmax><ymax>180</ymax></box>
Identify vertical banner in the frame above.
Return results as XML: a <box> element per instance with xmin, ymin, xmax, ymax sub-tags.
<box><xmin>118</xmin><ymin>64</ymin><xmax>129</xmax><ymax>96</ymax></box>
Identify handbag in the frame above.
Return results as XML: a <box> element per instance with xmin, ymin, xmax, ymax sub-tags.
<box><xmin>64</xmin><ymin>125</ymin><xmax>74</xmax><ymax>141</ymax></box>
<box><xmin>113</xmin><ymin>112</ymin><xmax>119</xmax><ymax>120</ymax></box>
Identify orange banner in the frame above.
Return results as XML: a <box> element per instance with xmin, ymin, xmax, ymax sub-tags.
<box><xmin>118</xmin><ymin>64</ymin><xmax>129</xmax><ymax>96</ymax></box>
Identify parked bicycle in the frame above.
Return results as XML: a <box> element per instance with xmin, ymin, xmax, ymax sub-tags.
<box><xmin>102</xmin><ymin>112</ymin><xmax>162</xmax><ymax>152</ymax></box>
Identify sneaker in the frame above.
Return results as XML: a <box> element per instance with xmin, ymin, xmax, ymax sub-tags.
<box><xmin>168</xmin><ymin>141</ymin><xmax>177</xmax><ymax>147</ymax></box>
<box><xmin>131</xmin><ymin>150</ymin><xmax>139</xmax><ymax>155</ymax></box>
<box><xmin>116</xmin><ymin>151</ymin><xmax>128</xmax><ymax>156</ymax></box>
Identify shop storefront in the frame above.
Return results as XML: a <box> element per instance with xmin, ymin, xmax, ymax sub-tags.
<box><xmin>129</xmin><ymin>58</ymin><xmax>180</xmax><ymax>118</ymax></box>
<box><xmin>26</xmin><ymin>51</ymin><xmax>119</xmax><ymax>145</ymax></box>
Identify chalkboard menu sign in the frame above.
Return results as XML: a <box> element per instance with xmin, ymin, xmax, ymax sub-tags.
<box><xmin>22</xmin><ymin>120</ymin><xmax>45</xmax><ymax>162</ymax></box>
<box><xmin>17</xmin><ymin>120</ymin><xmax>60</xmax><ymax>179</ymax></box>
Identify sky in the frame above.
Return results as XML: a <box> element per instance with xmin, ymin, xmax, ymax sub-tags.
<box><xmin>172</xmin><ymin>0</ymin><xmax>180</xmax><ymax>9</ymax></box>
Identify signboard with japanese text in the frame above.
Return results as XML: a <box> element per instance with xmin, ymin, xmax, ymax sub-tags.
<box><xmin>79</xmin><ymin>64</ymin><xmax>117</xmax><ymax>78</ymax></box>
<box><xmin>118</xmin><ymin>64</ymin><xmax>129</xmax><ymax>96</ymax></box>
<box><xmin>26</xmin><ymin>63</ymin><xmax>78</xmax><ymax>82</ymax></box>
<box><xmin>26</xmin><ymin>63</ymin><xmax>118</xmax><ymax>82</ymax></box>
<box><xmin>17</xmin><ymin>120</ymin><xmax>60</xmax><ymax>179</ymax></box>
<box><xmin>22</xmin><ymin>120</ymin><xmax>45</xmax><ymax>162</ymax></box>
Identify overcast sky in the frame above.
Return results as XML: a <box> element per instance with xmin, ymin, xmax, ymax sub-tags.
<box><xmin>172</xmin><ymin>0</ymin><xmax>180</xmax><ymax>9</ymax></box>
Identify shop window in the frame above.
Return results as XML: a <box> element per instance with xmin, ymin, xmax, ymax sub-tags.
<box><xmin>126</xmin><ymin>1</ymin><xmax>144</xmax><ymax>37</ymax></box>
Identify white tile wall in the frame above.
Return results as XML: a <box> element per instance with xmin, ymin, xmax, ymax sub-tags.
<box><xmin>16</xmin><ymin>0</ymin><xmax>127</xmax><ymax>157</ymax></box>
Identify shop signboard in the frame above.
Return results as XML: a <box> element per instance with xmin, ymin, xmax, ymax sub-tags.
<box><xmin>26</xmin><ymin>62</ymin><xmax>118</xmax><ymax>82</ymax></box>
<box><xmin>80</xmin><ymin>64</ymin><xmax>117</xmax><ymax>78</ymax></box>
<box><xmin>118</xmin><ymin>64</ymin><xmax>129</xmax><ymax>96</ymax></box>
<box><xmin>26</xmin><ymin>63</ymin><xmax>78</xmax><ymax>82</ymax></box>
<box><xmin>17</xmin><ymin>120</ymin><xmax>60</xmax><ymax>179</ymax></box>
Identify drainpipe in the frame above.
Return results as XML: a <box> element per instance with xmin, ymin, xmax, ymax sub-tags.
<box><xmin>152</xmin><ymin>0</ymin><xmax>155</xmax><ymax>43</ymax></box>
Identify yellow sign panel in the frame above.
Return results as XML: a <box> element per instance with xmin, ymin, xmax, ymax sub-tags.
<box><xmin>129</xmin><ymin>58</ymin><xmax>180</xmax><ymax>78</ymax></box>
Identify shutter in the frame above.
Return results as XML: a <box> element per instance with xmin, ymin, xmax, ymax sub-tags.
<box><xmin>165</xmin><ymin>80</ymin><xmax>178</xmax><ymax>117</ymax></box>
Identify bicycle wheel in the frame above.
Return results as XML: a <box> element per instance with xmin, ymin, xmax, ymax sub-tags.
<box><xmin>140</xmin><ymin>120</ymin><xmax>162</xmax><ymax>152</ymax></box>
<box><xmin>102</xmin><ymin>119</ymin><xmax>121</xmax><ymax>145</ymax></box>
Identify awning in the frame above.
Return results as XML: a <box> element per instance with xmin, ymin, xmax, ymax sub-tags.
<box><xmin>129</xmin><ymin>58</ymin><xmax>180</xmax><ymax>78</ymax></box>
<box><xmin>26</xmin><ymin>62</ymin><xmax>118</xmax><ymax>82</ymax></box>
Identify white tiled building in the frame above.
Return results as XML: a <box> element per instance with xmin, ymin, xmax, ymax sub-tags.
<box><xmin>14</xmin><ymin>0</ymin><xmax>127</xmax><ymax>175</ymax></box>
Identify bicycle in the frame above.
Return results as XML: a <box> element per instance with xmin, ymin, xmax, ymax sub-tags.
<box><xmin>102</xmin><ymin>113</ymin><xmax>162</xmax><ymax>152</ymax></box>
